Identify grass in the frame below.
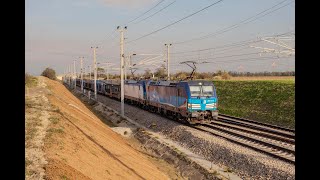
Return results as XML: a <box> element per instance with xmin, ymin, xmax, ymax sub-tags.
<box><xmin>25</xmin><ymin>97</ymin><xmax>43</xmax><ymax>109</ymax></box>
<box><xmin>213</xmin><ymin>79</ymin><xmax>295</xmax><ymax>129</ymax></box>
<box><xmin>49</xmin><ymin>116</ymin><xmax>60</xmax><ymax>124</ymax></box>
<box><xmin>228</xmin><ymin>76</ymin><xmax>295</xmax><ymax>81</ymax></box>
<box><xmin>224</xmin><ymin>167</ymin><xmax>233</xmax><ymax>173</ymax></box>
<box><xmin>25</xmin><ymin>74</ymin><xmax>38</xmax><ymax>88</ymax></box>
<box><xmin>25</xmin><ymin>98</ymin><xmax>35</xmax><ymax>108</ymax></box>
<box><xmin>60</xmin><ymin>175</ymin><xmax>69</xmax><ymax>180</ymax></box>
<box><xmin>25</xmin><ymin>116</ymin><xmax>42</xmax><ymax>147</ymax></box>
<box><xmin>25</xmin><ymin>159</ymin><xmax>32</xmax><ymax>167</ymax></box>
<box><xmin>26</xmin><ymin>169</ymin><xmax>37</xmax><ymax>177</ymax></box>
<box><xmin>48</xmin><ymin>128</ymin><xmax>64</xmax><ymax>134</ymax></box>
<box><xmin>46</xmin><ymin>127</ymin><xmax>64</xmax><ymax>140</ymax></box>
<box><xmin>209</xmin><ymin>170</ymin><xmax>218</xmax><ymax>176</ymax></box>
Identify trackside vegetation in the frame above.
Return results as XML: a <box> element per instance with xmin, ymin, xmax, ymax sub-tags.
<box><xmin>213</xmin><ymin>79</ymin><xmax>295</xmax><ymax>129</ymax></box>
<box><xmin>25</xmin><ymin>73</ymin><xmax>38</xmax><ymax>88</ymax></box>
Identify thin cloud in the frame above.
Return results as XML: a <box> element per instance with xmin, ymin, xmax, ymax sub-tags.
<box><xmin>99</xmin><ymin>0</ymin><xmax>157</xmax><ymax>9</ymax></box>
<box><xmin>72</xmin><ymin>1</ymin><xmax>91</xmax><ymax>7</ymax></box>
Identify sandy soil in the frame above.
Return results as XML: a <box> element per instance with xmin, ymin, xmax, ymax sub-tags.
<box><xmin>25</xmin><ymin>77</ymin><xmax>51</xmax><ymax>179</ymax></box>
<box><xmin>26</xmin><ymin>77</ymin><xmax>172</xmax><ymax>180</ymax></box>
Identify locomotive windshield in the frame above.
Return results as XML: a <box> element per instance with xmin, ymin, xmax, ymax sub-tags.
<box><xmin>202</xmin><ymin>86</ymin><xmax>213</xmax><ymax>96</ymax></box>
<box><xmin>190</xmin><ymin>85</ymin><xmax>214</xmax><ymax>97</ymax></box>
<box><xmin>190</xmin><ymin>86</ymin><xmax>201</xmax><ymax>96</ymax></box>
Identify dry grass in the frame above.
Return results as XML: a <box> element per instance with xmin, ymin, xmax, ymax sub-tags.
<box><xmin>229</xmin><ymin>76</ymin><xmax>295</xmax><ymax>81</ymax></box>
<box><xmin>25</xmin><ymin>74</ymin><xmax>38</xmax><ymax>88</ymax></box>
<box><xmin>49</xmin><ymin>116</ymin><xmax>60</xmax><ymax>124</ymax></box>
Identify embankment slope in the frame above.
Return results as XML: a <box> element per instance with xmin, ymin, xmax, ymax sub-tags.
<box><xmin>28</xmin><ymin>77</ymin><xmax>169</xmax><ymax>180</ymax></box>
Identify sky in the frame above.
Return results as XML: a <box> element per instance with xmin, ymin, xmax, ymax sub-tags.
<box><xmin>25</xmin><ymin>0</ymin><xmax>295</xmax><ymax>75</ymax></box>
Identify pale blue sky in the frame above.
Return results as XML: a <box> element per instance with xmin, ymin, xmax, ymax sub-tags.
<box><xmin>25</xmin><ymin>0</ymin><xmax>295</xmax><ymax>75</ymax></box>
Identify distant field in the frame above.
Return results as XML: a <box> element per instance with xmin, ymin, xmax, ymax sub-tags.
<box><xmin>229</xmin><ymin>76</ymin><xmax>295</xmax><ymax>81</ymax></box>
<box><xmin>213</xmin><ymin>79</ymin><xmax>295</xmax><ymax>129</ymax></box>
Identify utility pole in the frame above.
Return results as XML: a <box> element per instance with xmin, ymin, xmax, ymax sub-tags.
<box><xmin>91</xmin><ymin>47</ymin><xmax>98</xmax><ymax>100</ymax></box>
<box><xmin>125</xmin><ymin>53</ymin><xmax>136</xmax><ymax>80</ymax></box>
<box><xmin>165</xmin><ymin>43</ymin><xmax>172</xmax><ymax>80</ymax></box>
<box><xmin>106</xmin><ymin>65</ymin><xmax>109</xmax><ymax>80</ymax></box>
<box><xmin>80</xmin><ymin>57</ymin><xmax>84</xmax><ymax>92</ymax></box>
<box><xmin>73</xmin><ymin>60</ymin><xmax>76</xmax><ymax>89</ymax></box>
<box><xmin>117</xmin><ymin>26</ymin><xmax>127</xmax><ymax>117</ymax></box>
<box><xmin>89</xmin><ymin>66</ymin><xmax>92</xmax><ymax>80</ymax></box>
<box><xmin>105</xmin><ymin>62</ymin><xmax>111</xmax><ymax>80</ymax></box>
<box><xmin>124</xmin><ymin>57</ymin><xmax>127</xmax><ymax>80</ymax></box>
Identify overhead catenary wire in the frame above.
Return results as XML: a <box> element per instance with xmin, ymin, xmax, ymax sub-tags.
<box><xmin>125</xmin><ymin>0</ymin><xmax>166</xmax><ymax>25</ymax></box>
<box><xmin>172</xmin><ymin>39</ymin><xmax>259</xmax><ymax>55</ymax></box>
<box><xmin>133</xmin><ymin>0</ymin><xmax>177</xmax><ymax>25</ymax></box>
<box><xmin>96</xmin><ymin>29</ymin><xmax>118</xmax><ymax>47</ymax></box>
<box><xmin>172</xmin><ymin>46</ymin><xmax>252</xmax><ymax>59</ymax></box>
<box><xmin>173</xmin><ymin>0</ymin><xmax>294</xmax><ymax>45</ymax></box>
<box><xmin>65</xmin><ymin>1</ymin><xmax>294</xmax><ymax>74</ymax></box>
<box><xmin>126</xmin><ymin>0</ymin><xmax>224</xmax><ymax>44</ymax></box>
<box><xmin>175</xmin><ymin>52</ymin><xmax>263</xmax><ymax>64</ymax></box>
<box><xmin>173</xmin><ymin>55</ymin><xmax>290</xmax><ymax>66</ymax></box>
<box><xmin>170</xmin><ymin>30</ymin><xmax>294</xmax><ymax>59</ymax></box>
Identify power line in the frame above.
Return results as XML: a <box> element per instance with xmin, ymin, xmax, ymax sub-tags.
<box><xmin>175</xmin><ymin>52</ymin><xmax>262</xmax><ymax>64</ymax></box>
<box><xmin>96</xmin><ymin>29</ymin><xmax>118</xmax><ymax>47</ymax></box>
<box><xmin>126</xmin><ymin>0</ymin><xmax>224</xmax><ymax>44</ymax></box>
<box><xmin>200</xmin><ymin>56</ymin><xmax>290</xmax><ymax>64</ymax></box>
<box><xmin>133</xmin><ymin>0</ymin><xmax>177</xmax><ymax>25</ymax></box>
<box><xmin>172</xmin><ymin>39</ymin><xmax>258</xmax><ymax>55</ymax></box>
<box><xmin>170</xmin><ymin>30</ymin><xmax>294</xmax><ymax>57</ymax></box>
<box><xmin>172</xmin><ymin>46</ymin><xmax>252</xmax><ymax>59</ymax></box>
<box><xmin>173</xmin><ymin>0</ymin><xmax>294</xmax><ymax>44</ymax></box>
<box><xmin>125</xmin><ymin>0</ymin><xmax>166</xmax><ymax>25</ymax></box>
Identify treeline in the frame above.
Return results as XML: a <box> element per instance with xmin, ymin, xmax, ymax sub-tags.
<box><xmin>228</xmin><ymin>71</ymin><xmax>295</xmax><ymax>77</ymax></box>
<box><xmin>90</xmin><ymin>67</ymin><xmax>295</xmax><ymax>80</ymax></box>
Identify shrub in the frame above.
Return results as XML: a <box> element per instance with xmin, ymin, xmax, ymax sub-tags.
<box><xmin>213</xmin><ymin>76</ymin><xmax>222</xmax><ymax>80</ymax></box>
<box><xmin>41</xmin><ymin>67</ymin><xmax>57</xmax><ymax>80</ymax></box>
<box><xmin>221</xmin><ymin>72</ymin><xmax>231</xmax><ymax>80</ymax></box>
<box><xmin>25</xmin><ymin>73</ymin><xmax>38</xmax><ymax>87</ymax></box>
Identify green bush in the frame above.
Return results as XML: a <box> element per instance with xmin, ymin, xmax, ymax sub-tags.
<box><xmin>41</xmin><ymin>67</ymin><xmax>57</xmax><ymax>80</ymax></box>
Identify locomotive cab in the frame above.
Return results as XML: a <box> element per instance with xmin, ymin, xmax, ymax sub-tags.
<box><xmin>187</xmin><ymin>81</ymin><xmax>218</xmax><ymax>122</ymax></box>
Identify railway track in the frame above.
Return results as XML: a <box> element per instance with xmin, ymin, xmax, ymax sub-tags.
<box><xmin>192</xmin><ymin>114</ymin><xmax>295</xmax><ymax>164</ymax></box>
<box><xmin>193</xmin><ymin>124</ymin><xmax>295</xmax><ymax>164</ymax></box>
<box><xmin>219</xmin><ymin>114</ymin><xmax>295</xmax><ymax>135</ymax></box>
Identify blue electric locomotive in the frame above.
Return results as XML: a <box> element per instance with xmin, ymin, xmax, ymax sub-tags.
<box><xmin>146</xmin><ymin>80</ymin><xmax>218</xmax><ymax>123</ymax></box>
<box><xmin>73</xmin><ymin>78</ymin><xmax>218</xmax><ymax>124</ymax></box>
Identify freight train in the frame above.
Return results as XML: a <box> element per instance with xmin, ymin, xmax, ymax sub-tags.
<box><xmin>71</xmin><ymin>78</ymin><xmax>218</xmax><ymax>124</ymax></box>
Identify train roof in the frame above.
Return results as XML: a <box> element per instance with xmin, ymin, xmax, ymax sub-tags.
<box><xmin>186</xmin><ymin>80</ymin><xmax>214</xmax><ymax>86</ymax></box>
<box><xmin>147</xmin><ymin>80</ymin><xmax>179</xmax><ymax>87</ymax></box>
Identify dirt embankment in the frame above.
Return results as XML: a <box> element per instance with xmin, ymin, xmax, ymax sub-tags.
<box><xmin>25</xmin><ymin>76</ymin><xmax>172</xmax><ymax>180</ymax></box>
